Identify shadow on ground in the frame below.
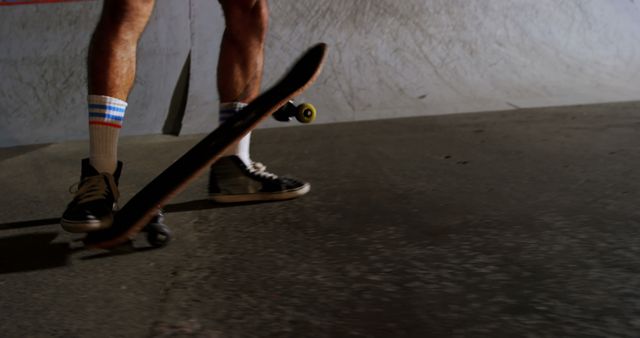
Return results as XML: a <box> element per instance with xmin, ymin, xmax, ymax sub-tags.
<box><xmin>0</xmin><ymin>199</ymin><xmax>281</xmax><ymax>272</ymax></box>
<box><xmin>0</xmin><ymin>199</ymin><xmax>284</xmax><ymax>232</ymax></box>
<box><xmin>0</xmin><ymin>232</ymin><xmax>71</xmax><ymax>274</ymax></box>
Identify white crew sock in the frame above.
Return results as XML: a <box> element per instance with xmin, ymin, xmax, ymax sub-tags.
<box><xmin>219</xmin><ymin>102</ymin><xmax>252</xmax><ymax>165</ymax></box>
<box><xmin>88</xmin><ymin>95</ymin><xmax>127</xmax><ymax>174</ymax></box>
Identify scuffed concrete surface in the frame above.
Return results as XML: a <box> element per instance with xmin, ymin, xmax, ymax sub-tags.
<box><xmin>0</xmin><ymin>1</ymin><xmax>101</xmax><ymax>146</ymax></box>
<box><xmin>1</xmin><ymin>0</ymin><xmax>640</xmax><ymax>148</ymax></box>
<box><xmin>264</xmin><ymin>0</ymin><xmax>640</xmax><ymax>124</ymax></box>
<box><xmin>1</xmin><ymin>102</ymin><xmax>640</xmax><ymax>337</ymax></box>
<box><xmin>0</xmin><ymin>0</ymin><xmax>191</xmax><ymax>146</ymax></box>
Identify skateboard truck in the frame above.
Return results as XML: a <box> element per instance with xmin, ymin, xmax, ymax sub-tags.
<box><xmin>273</xmin><ymin>100</ymin><xmax>317</xmax><ymax>123</ymax></box>
<box><xmin>143</xmin><ymin>210</ymin><xmax>171</xmax><ymax>247</ymax></box>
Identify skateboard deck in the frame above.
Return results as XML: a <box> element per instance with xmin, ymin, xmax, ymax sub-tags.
<box><xmin>84</xmin><ymin>43</ymin><xmax>328</xmax><ymax>249</ymax></box>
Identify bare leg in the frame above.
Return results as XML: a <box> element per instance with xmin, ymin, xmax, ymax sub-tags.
<box><xmin>86</xmin><ymin>0</ymin><xmax>155</xmax><ymax>174</ymax></box>
<box><xmin>88</xmin><ymin>0</ymin><xmax>155</xmax><ymax>100</ymax></box>
<box><xmin>209</xmin><ymin>1</ymin><xmax>310</xmax><ymax>203</ymax></box>
<box><xmin>62</xmin><ymin>0</ymin><xmax>156</xmax><ymax>232</ymax></box>
<box><xmin>217</xmin><ymin>0</ymin><xmax>269</xmax><ymax>104</ymax></box>
<box><xmin>217</xmin><ymin>0</ymin><xmax>268</xmax><ymax>162</ymax></box>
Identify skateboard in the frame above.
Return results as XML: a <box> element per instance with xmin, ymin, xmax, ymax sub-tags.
<box><xmin>83</xmin><ymin>43</ymin><xmax>328</xmax><ymax>250</ymax></box>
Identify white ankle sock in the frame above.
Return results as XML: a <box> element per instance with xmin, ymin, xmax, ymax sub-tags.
<box><xmin>88</xmin><ymin>95</ymin><xmax>127</xmax><ymax>174</ymax></box>
<box><xmin>219</xmin><ymin>102</ymin><xmax>252</xmax><ymax>165</ymax></box>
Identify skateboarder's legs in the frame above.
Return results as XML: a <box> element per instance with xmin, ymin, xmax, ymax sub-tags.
<box><xmin>86</xmin><ymin>0</ymin><xmax>267</xmax><ymax>103</ymax></box>
<box><xmin>217</xmin><ymin>0</ymin><xmax>268</xmax><ymax>104</ymax></box>
<box><xmin>210</xmin><ymin>0</ymin><xmax>310</xmax><ymax>203</ymax></box>
<box><xmin>88</xmin><ymin>0</ymin><xmax>155</xmax><ymax>102</ymax></box>
<box><xmin>215</xmin><ymin>0</ymin><xmax>267</xmax><ymax>164</ymax></box>
<box><xmin>60</xmin><ymin>0</ymin><xmax>155</xmax><ymax>233</ymax></box>
<box><xmin>61</xmin><ymin>0</ymin><xmax>309</xmax><ymax>233</ymax></box>
<box><xmin>86</xmin><ymin>0</ymin><xmax>270</xmax><ymax>173</ymax></box>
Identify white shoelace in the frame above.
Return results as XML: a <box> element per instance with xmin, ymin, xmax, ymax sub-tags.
<box><xmin>248</xmin><ymin>162</ymin><xmax>278</xmax><ymax>180</ymax></box>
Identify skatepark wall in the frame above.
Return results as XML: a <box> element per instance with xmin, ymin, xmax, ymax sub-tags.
<box><xmin>1</xmin><ymin>0</ymin><xmax>639</xmax><ymax>146</ymax></box>
<box><xmin>0</xmin><ymin>0</ymin><xmax>195</xmax><ymax>147</ymax></box>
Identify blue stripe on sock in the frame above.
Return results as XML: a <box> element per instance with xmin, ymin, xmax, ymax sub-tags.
<box><xmin>88</xmin><ymin>104</ymin><xmax>126</xmax><ymax>113</ymax></box>
<box><xmin>89</xmin><ymin>112</ymin><xmax>124</xmax><ymax>121</ymax></box>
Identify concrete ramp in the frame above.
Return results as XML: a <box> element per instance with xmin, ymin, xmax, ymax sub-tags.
<box><xmin>1</xmin><ymin>0</ymin><xmax>639</xmax><ymax>145</ymax></box>
<box><xmin>262</xmin><ymin>0</ymin><xmax>640</xmax><ymax>123</ymax></box>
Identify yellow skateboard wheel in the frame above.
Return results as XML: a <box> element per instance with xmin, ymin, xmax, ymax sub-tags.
<box><xmin>296</xmin><ymin>103</ymin><xmax>316</xmax><ymax>123</ymax></box>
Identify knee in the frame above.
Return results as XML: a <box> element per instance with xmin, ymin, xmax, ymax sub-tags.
<box><xmin>219</xmin><ymin>0</ymin><xmax>269</xmax><ymax>38</ymax></box>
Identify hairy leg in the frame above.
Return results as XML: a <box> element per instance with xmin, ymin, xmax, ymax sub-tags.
<box><xmin>62</xmin><ymin>0</ymin><xmax>156</xmax><ymax>230</ymax></box>
<box><xmin>217</xmin><ymin>0</ymin><xmax>269</xmax><ymax>103</ymax></box>
<box><xmin>88</xmin><ymin>0</ymin><xmax>155</xmax><ymax>100</ymax></box>
<box><xmin>209</xmin><ymin>1</ymin><xmax>311</xmax><ymax>203</ymax></box>
<box><xmin>86</xmin><ymin>0</ymin><xmax>155</xmax><ymax>173</ymax></box>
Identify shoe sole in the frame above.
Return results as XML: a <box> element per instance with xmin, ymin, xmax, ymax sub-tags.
<box><xmin>209</xmin><ymin>184</ymin><xmax>310</xmax><ymax>203</ymax></box>
<box><xmin>60</xmin><ymin>218</ymin><xmax>112</xmax><ymax>233</ymax></box>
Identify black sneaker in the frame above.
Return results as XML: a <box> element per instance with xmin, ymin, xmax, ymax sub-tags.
<box><xmin>60</xmin><ymin>159</ymin><xmax>122</xmax><ymax>233</ymax></box>
<box><xmin>209</xmin><ymin>156</ymin><xmax>310</xmax><ymax>203</ymax></box>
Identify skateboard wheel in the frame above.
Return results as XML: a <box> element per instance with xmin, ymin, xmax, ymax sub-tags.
<box><xmin>145</xmin><ymin>211</ymin><xmax>171</xmax><ymax>247</ymax></box>
<box><xmin>146</xmin><ymin>223</ymin><xmax>171</xmax><ymax>248</ymax></box>
<box><xmin>296</xmin><ymin>103</ymin><xmax>316</xmax><ymax>123</ymax></box>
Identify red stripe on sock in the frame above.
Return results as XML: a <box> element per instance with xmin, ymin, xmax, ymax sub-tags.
<box><xmin>90</xmin><ymin>121</ymin><xmax>122</xmax><ymax>129</ymax></box>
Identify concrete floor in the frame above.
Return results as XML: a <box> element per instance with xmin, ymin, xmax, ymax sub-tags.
<box><xmin>1</xmin><ymin>102</ymin><xmax>639</xmax><ymax>337</ymax></box>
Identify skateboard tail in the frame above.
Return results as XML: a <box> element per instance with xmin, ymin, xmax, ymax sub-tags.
<box><xmin>85</xmin><ymin>43</ymin><xmax>328</xmax><ymax>249</ymax></box>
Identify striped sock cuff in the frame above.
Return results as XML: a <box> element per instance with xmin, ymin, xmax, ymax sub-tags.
<box><xmin>88</xmin><ymin>95</ymin><xmax>128</xmax><ymax>129</ymax></box>
<box><xmin>219</xmin><ymin>102</ymin><xmax>248</xmax><ymax>124</ymax></box>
